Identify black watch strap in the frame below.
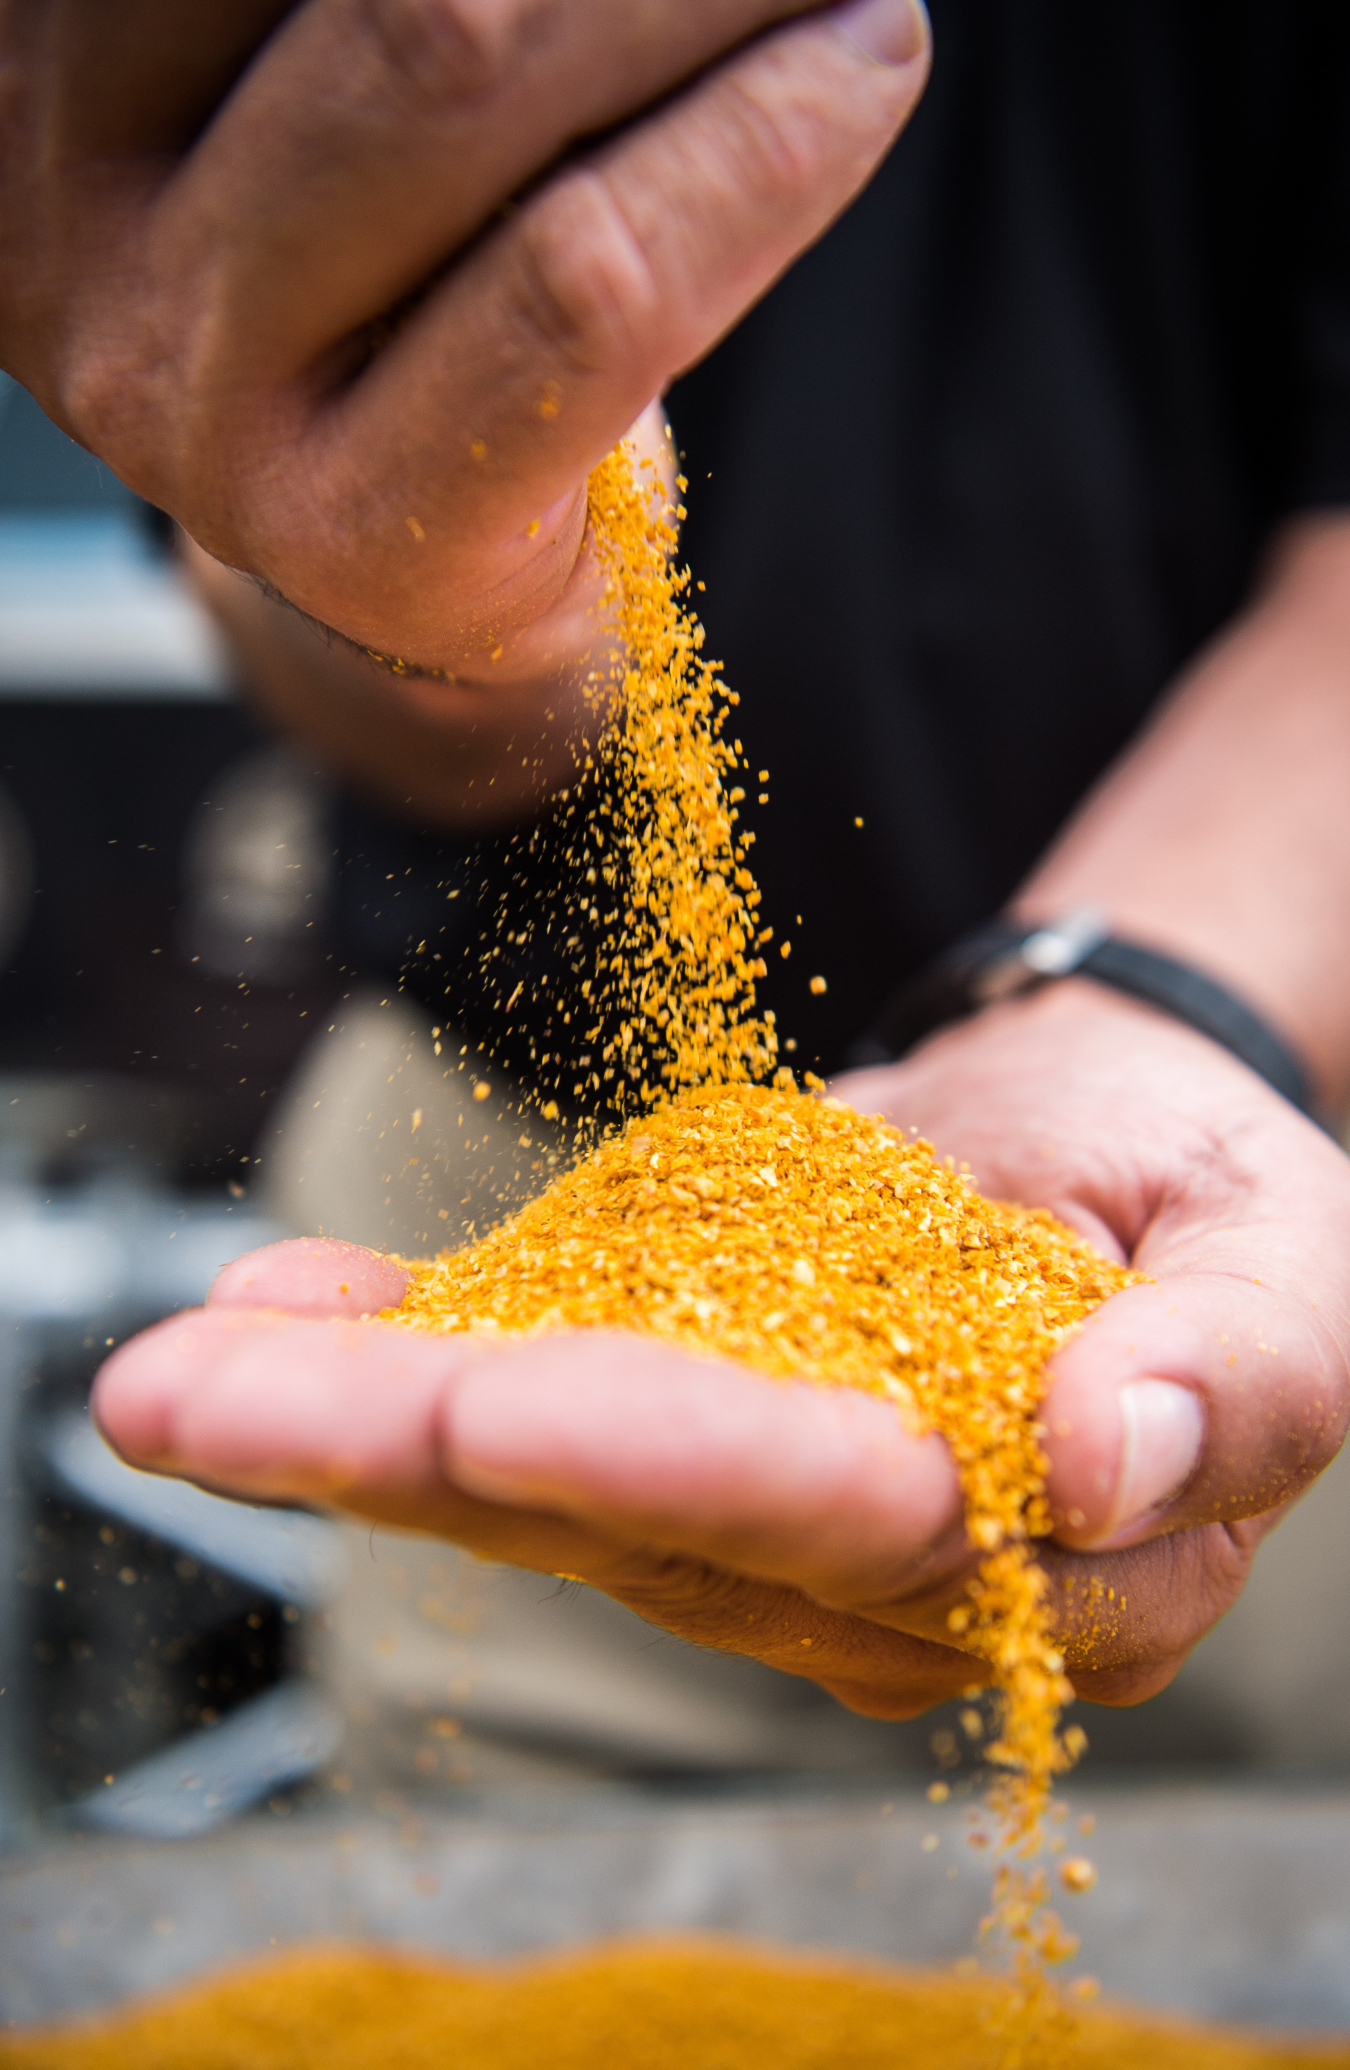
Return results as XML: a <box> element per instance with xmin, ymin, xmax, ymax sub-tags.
<box><xmin>849</xmin><ymin>907</ymin><xmax>1316</xmax><ymax>1117</ymax></box>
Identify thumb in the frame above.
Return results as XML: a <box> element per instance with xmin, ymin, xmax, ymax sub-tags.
<box><xmin>1043</xmin><ymin>1270</ymin><xmax>1346</xmax><ymax>1551</ymax></box>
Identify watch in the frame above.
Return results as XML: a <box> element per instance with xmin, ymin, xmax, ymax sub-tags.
<box><xmin>848</xmin><ymin>905</ymin><xmax>1316</xmax><ymax>1118</ymax></box>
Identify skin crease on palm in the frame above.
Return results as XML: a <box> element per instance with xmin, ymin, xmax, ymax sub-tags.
<box><xmin>9</xmin><ymin>2</ymin><xmax>1350</xmax><ymax>1720</ymax></box>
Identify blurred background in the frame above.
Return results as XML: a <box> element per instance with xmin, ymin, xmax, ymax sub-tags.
<box><xmin>3</xmin><ymin>370</ymin><xmax>1350</xmax><ymax>2033</ymax></box>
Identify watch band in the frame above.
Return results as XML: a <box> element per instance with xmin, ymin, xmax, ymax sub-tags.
<box><xmin>849</xmin><ymin>906</ymin><xmax>1316</xmax><ymax>1117</ymax></box>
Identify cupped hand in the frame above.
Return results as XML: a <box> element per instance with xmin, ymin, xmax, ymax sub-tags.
<box><xmin>839</xmin><ymin>980</ymin><xmax>1350</xmax><ymax>1702</ymax></box>
<box><xmin>91</xmin><ymin>981</ymin><xmax>1350</xmax><ymax>1720</ymax></box>
<box><xmin>1</xmin><ymin>0</ymin><xmax>929</xmax><ymax>675</ymax></box>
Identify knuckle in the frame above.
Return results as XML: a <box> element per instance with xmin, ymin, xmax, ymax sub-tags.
<box><xmin>57</xmin><ymin>351</ymin><xmax>124</xmax><ymax>451</ymax></box>
<box><xmin>59</xmin><ymin>345</ymin><xmax>191</xmax><ymax>516</ymax></box>
<box><xmin>1163</xmin><ymin>1115</ymin><xmax>1261</xmax><ymax>1226</ymax></box>
<box><xmin>350</xmin><ymin>0</ymin><xmax>538</xmax><ymax>113</ymax></box>
<box><xmin>1184</xmin><ymin>1523</ymin><xmax>1252</xmax><ymax>1630</ymax></box>
<box><xmin>714</xmin><ymin>69</ymin><xmax>841</xmax><ymax>206</ymax></box>
<box><xmin>512</xmin><ymin>171</ymin><xmax>660</xmax><ymax>377</ymax></box>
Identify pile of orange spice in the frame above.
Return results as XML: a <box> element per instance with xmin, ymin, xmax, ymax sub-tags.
<box><xmin>391</xmin><ymin>1080</ymin><xmax>1134</xmax><ymax>2030</ymax></box>
<box><xmin>5</xmin><ymin>1941</ymin><xmax>1339</xmax><ymax>2070</ymax></box>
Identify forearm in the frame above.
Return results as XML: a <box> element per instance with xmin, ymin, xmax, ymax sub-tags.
<box><xmin>1016</xmin><ymin>512</ymin><xmax>1350</xmax><ymax>1113</ymax></box>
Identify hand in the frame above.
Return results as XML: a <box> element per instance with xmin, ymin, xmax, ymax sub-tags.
<box><xmin>91</xmin><ymin>981</ymin><xmax>1350</xmax><ymax>1720</ymax></box>
<box><xmin>838</xmin><ymin>980</ymin><xmax>1350</xmax><ymax>1704</ymax></box>
<box><xmin>0</xmin><ymin>0</ymin><xmax>929</xmax><ymax>678</ymax></box>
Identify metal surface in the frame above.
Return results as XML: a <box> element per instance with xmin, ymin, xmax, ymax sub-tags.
<box><xmin>0</xmin><ymin>514</ymin><xmax>229</xmax><ymax>700</ymax></box>
<box><xmin>0</xmin><ymin>1095</ymin><xmax>334</xmax><ymax>1848</ymax></box>
<box><xmin>0</xmin><ymin>1152</ymin><xmax>283</xmax><ymax>1328</ymax></box>
<box><xmin>2</xmin><ymin>1784</ymin><xmax>1348</xmax><ymax>2035</ymax></box>
<box><xmin>42</xmin><ymin>1415</ymin><xmax>345</xmax><ymax>1612</ymax></box>
<box><xmin>73</xmin><ymin>1682</ymin><xmax>343</xmax><ymax>1842</ymax></box>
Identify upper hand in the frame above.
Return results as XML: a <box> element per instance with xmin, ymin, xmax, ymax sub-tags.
<box><xmin>90</xmin><ymin>981</ymin><xmax>1350</xmax><ymax>1719</ymax></box>
<box><xmin>0</xmin><ymin>0</ymin><xmax>928</xmax><ymax>675</ymax></box>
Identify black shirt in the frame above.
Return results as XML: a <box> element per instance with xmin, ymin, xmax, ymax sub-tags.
<box><xmin>343</xmin><ymin>0</ymin><xmax>1350</xmax><ymax>1084</ymax></box>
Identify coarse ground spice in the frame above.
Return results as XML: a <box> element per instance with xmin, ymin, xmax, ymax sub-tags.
<box><xmin>3</xmin><ymin>1941</ymin><xmax>1343</xmax><ymax>2070</ymax></box>
<box><xmin>575</xmin><ymin>441</ymin><xmax>778</xmax><ymax>1102</ymax></box>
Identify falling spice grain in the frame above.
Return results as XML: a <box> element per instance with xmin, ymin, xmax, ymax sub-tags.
<box><xmin>576</xmin><ymin>443</ymin><xmax>778</xmax><ymax>1101</ymax></box>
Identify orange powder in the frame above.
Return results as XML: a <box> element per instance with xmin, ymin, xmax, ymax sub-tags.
<box><xmin>351</xmin><ymin>438</ymin><xmax>1143</xmax><ymax>2052</ymax></box>
<box><xmin>2</xmin><ymin>1942</ymin><xmax>1341</xmax><ymax>2070</ymax></box>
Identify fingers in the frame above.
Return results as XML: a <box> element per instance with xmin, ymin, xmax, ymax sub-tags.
<box><xmin>92</xmin><ymin>1303</ymin><xmax>979</xmax><ymax>1714</ymax></box>
<box><xmin>152</xmin><ymin>2</ymin><xmax>928</xmax><ymax>651</ymax></box>
<box><xmin>95</xmin><ymin>1308</ymin><xmax>449</xmax><ymax>1497</ymax></box>
<box><xmin>311</xmin><ymin>2</ymin><xmax>927</xmax><ymax>614</ymax></box>
<box><xmin>35</xmin><ymin>0</ymin><xmax>292</xmax><ymax>157</ymax></box>
<box><xmin>840</xmin><ymin>987</ymin><xmax>1350</xmax><ymax>1565</ymax></box>
<box><xmin>182</xmin><ymin>527</ymin><xmax>592</xmax><ymax>820</ymax></box>
<box><xmin>166</xmin><ymin>0</ymin><xmax>848</xmax><ymax>381</ymax></box>
<box><xmin>95</xmin><ymin>1305</ymin><xmax>964</xmax><ymax>1605</ymax></box>
<box><xmin>99</xmin><ymin>1284</ymin><xmax>1264</xmax><ymax>1717</ymax></box>
<box><xmin>1042</xmin><ymin>1069</ymin><xmax>1350</xmax><ymax>1550</ymax></box>
<box><xmin>207</xmin><ymin>1237</ymin><xmax>410</xmax><ymax>1319</ymax></box>
<box><xmin>42</xmin><ymin>0</ymin><xmax>929</xmax><ymax>664</ymax></box>
<box><xmin>91</xmin><ymin>1307</ymin><xmax>612</xmax><ymax>1574</ymax></box>
<box><xmin>2</xmin><ymin>0</ymin><xmax>293</xmax><ymax>425</ymax></box>
<box><xmin>1043</xmin><ymin>1519</ymin><xmax>1258</xmax><ymax>1706</ymax></box>
<box><xmin>587</xmin><ymin>1545</ymin><xmax>981</xmax><ymax>1718</ymax></box>
<box><xmin>11</xmin><ymin>0</ymin><xmax>930</xmax><ymax>682</ymax></box>
<box><xmin>1043</xmin><ymin>1270</ymin><xmax>1346</xmax><ymax>1550</ymax></box>
<box><xmin>443</xmin><ymin>1332</ymin><xmax>966</xmax><ymax>1603</ymax></box>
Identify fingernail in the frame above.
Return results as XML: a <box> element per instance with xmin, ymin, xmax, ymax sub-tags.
<box><xmin>832</xmin><ymin>0</ymin><xmax>929</xmax><ymax>66</ymax></box>
<box><xmin>1107</xmin><ymin>1381</ymin><xmax>1205</xmax><ymax>1538</ymax></box>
